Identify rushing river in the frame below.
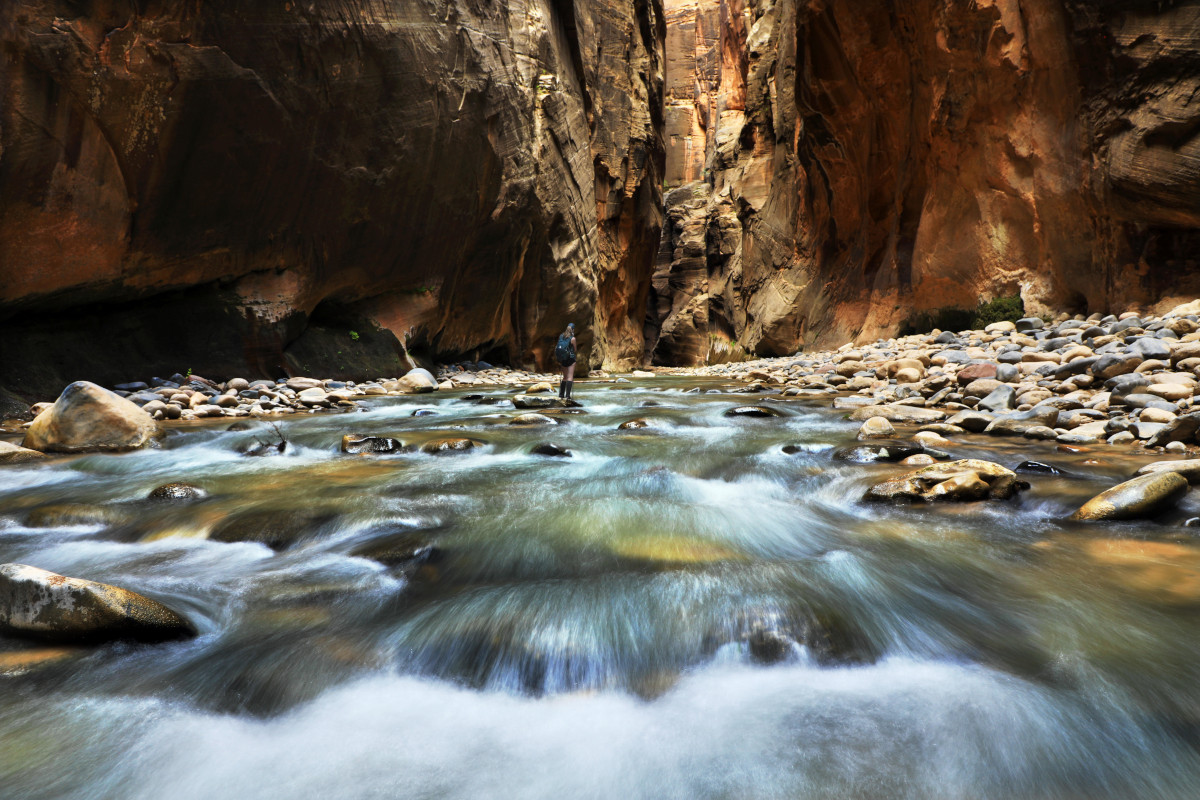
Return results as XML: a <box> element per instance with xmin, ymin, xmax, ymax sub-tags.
<box><xmin>2</xmin><ymin>378</ymin><xmax>1200</xmax><ymax>799</ymax></box>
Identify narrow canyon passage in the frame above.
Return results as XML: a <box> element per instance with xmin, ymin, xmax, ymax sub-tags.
<box><xmin>2</xmin><ymin>1</ymin><xmax>1200</xmax><ymax>798</ymax></box>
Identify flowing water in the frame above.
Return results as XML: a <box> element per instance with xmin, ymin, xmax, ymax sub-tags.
<box><xmin>2</xmin><ymin>379</ymin><xmax>1200</xmax><ymax>799</ymax></box>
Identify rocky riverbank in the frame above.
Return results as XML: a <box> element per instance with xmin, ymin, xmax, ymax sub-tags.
<box><xmin>656</xmin><ymin>302</ymin><xmax>1200</xmax><ymax>457</ymax></box>
<box><xmin>8</xmin><ymin>303</ymin><xmax>1200</xmax><ymax>464</ymax></box>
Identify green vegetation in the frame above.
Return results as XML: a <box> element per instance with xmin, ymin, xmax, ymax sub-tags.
<box><xmin>349</xmin><ymin>330</ymin><xmax>360</xmax><ymax>341</ymax></box>
<box><xmin>899</xmin><ymin>295</ymin><xmax>1024</xmax><ymax>336</ymax></box>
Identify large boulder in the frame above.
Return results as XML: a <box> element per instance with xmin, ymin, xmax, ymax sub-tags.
<box><xmin>865</xmin><ymin>459</ymin><xmax>1028</xmax><ymax>503</ymax></box>
<box><xmin>398</xmin><ymin>369</ymin><xmax>437</xmax><ymax>394</ymax></box>
<box><xmin>0</xmin><ymin>441</ymin><xmax>47</xmax><ymax>463</ymax></box>
<box><xmin>22</xmin><ymin>381</ymin><xmax>159</xmax><ymax>453</ymax></box>
<box><xmin>1070</xmin><ymin>472</ymin><xmax>1189</xmax><ymax>521</ymax></box>
<box><xmin>0</xmin><ymin>564</ymin><xmax>194</xmax><ymax>643</ymax></box>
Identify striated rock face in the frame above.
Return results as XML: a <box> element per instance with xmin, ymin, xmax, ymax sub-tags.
<box><xmin>0</xmin><ymin>1</ymin><xmax>664</xmax><ymax>396</ymax></box>
<box><xmin>650</xmin><ymin>0</ymin><xmax>1200</xmax><ymax>364</ymax></box>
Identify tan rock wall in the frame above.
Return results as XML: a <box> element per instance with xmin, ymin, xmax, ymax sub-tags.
<box><xmin>0</xmin><ymin>0</ymin><xmax>665</xmax><ymax>394</ymax></box>
<box><xmin>651</xmin><ymin>0</ymin><xmax>1200</xmax><ymax>364</ymax></box>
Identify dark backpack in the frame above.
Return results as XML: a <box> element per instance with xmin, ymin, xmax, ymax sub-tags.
<box><xmin>554</xmin><ymin>333</ymin><xmax>575</xmax><ymax>366</ymax></box>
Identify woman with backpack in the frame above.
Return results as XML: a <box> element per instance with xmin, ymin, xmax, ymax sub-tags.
<box><xmin>555</xmin><ymin>323</ymin><xmax>577</xmax><ymax>399</ymax></box>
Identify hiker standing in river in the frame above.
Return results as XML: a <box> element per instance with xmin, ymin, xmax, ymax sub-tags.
<box><xmin>555</xmin><ymin>323</ymin><xmax>577</xmax><ymax>400</ymax></box>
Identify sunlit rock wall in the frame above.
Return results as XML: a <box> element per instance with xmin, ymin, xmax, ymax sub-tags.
<box><xmin>0</xmin><ymin>0</ymin><xmax>665</xmax><ymax>395</ymax></box>
<box><xmin>650</xmin><ymin>0</ymin><xmax>1200</xmax><ymax>364</ymax></box>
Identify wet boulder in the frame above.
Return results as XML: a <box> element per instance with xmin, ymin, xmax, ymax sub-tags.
<box><xmin>350</xmin><ymin>531</ymin><xmax>439</xmax><ymax>570</ymax></box>
<box><xmin>833</xmin><ymin>440</ymin><xmax>924</xmax><ymax>463</ymax></box>
<box><xmin>22</xmin><ymin>382</ymin><xmax>160</xmax><ymax>454</ymax></box>
<box><xmin>724</xmin><ymin>406</ymin><xmax>782</xmax><ymax>418</ymax></box>
<box><xmin>148</xmin><ymin>483</ymin><xmax>208</xmax><ymax>502</ymax></box>
<box><xmin>341</xmin><ymin>434</ymin><xmax>405</xmax><ymax>454</ymax></box>
<box><xmin>0</xmin><ymin>564</ymin><xmax>194</xmax><ymax>643</ymax></box>
<box><xmin>421</xmin><ymin>438</ymin><xmax>482</xmax><ymax>455</ymax></box>
<box><xmin>531</xmin><ymin>443</ymin><xmax>572</xmax><ymax>457</ymax></box>
<box><xmin>618</xmin><ymin>418</ymin><xmax>651</xmax><ymax>430</ymax></box>
<box><xmin>747</xmin><ymin>627</ymin><xmax>797</xmax><ymax>665</ymax></box>
<box><xmin>865</xmin><ymin>459</ymin><xmax>1029</xmax><ymax>503</ymax></box>
<box><xmin>1070</xmin><ymin>472</ymin><xmax>1189</xmax><ymax>521</ymax></box>
<box><xmin>512</xmin><ymin>395</ymin><xmax>580</xmax><ymax>410</ymax></box>
<box><xmin>510</xmin><ymin>413</ymin><xmax>557</xmax><ymax>426</ymax></box>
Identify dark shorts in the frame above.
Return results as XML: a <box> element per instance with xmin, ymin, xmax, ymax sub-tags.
<box><xmin>560</xmin><ymin>360</ymin><xmax>576</xmax><ymax>368</ymax></box>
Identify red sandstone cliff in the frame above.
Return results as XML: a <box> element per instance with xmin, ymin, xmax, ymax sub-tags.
<box><xmin>650</xmin><ymin>0</ymin><xmax>1200</xmax><ymax>364</ymax></box>
<box><xmin>0</xmin><ymin>1</ymin><xmax>665</xmax><ymax>395</ymax></box>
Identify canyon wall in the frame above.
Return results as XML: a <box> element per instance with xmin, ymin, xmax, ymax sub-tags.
<box><xmin>0</xmin><ymin>0</ymin><xmax>665</xmax><ymax>397</ymax></box>
<box><xmin>650</xmin><ymin>0</ymin><xmax>1200</xmax><ymax>364</ymax></box>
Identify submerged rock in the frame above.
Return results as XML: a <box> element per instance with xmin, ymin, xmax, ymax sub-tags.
<box><xmin>833</xmin><ymin>440</ymin><xmax>924</xmax><ymax>463</ymax></box>
<box><xmin>148</xmin><ymin>483</ymin><xmax>208</xmax><ymax>502</ymax></box>
<box><xmin>531</xmin><ymin>443</ymin><xmax>572</xmax><ymax>457</ymax></box>
<box><xmin>865</xmin><ymin>459</ymin><xmax>1028</xmax><ymax>503</ymax></box>
<box><xmin>1017</xmin><ymin>461</ymin><xmax>1066</xmax><ymax>475</ymax></box>
<box><xmin>22</xmin><ymin>381</ymin><xmax>159</xmax><ymax>453</ymax></box>
<box><xmin>747</xmin><ymin>627</ymin><xmax>796</xmax><ymax>665</ymax></box>
<box><xmin>618</xmin><ymin>418</ymin><xmax>651</xmax><ymax>430</ymax></box>
<box><xmin>0</xmin><ymin>564</ymin><xmax>194</xmax><ymax>643</ymax></box>
<box><xmin>25</xmin><ymin>503</ymin><xmax>127</xmax><ymax>528</ymax></box>
<box><xmin>211</xmin><ymin>510</ymin><xmax>337</xmax><ymax>550</ymax></box>
<box><xmin>1070</xmin><ymin>472</ymin><xmax>1189</xmax><ymax>521</ymax></box>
